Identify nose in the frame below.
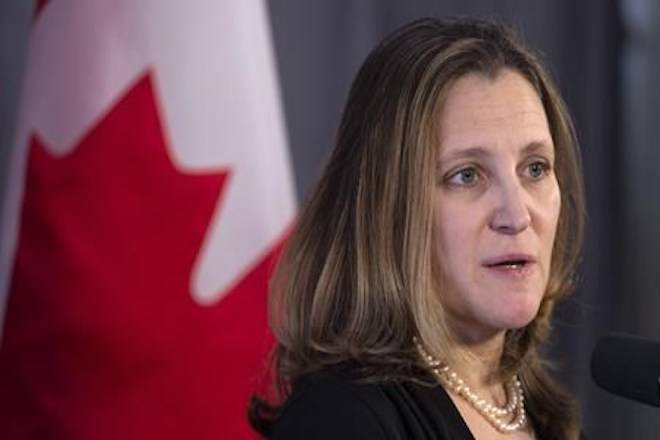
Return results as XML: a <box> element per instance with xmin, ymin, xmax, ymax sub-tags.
<box><xmin>489</xmin><ymin>182</ymin><xmax>531</xmax><ymax>235</ymax></box>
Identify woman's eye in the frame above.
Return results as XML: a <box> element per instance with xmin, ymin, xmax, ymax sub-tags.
<box><xmin>446</xmin><ymin>167</ymin><xmax>481</xmax><ymax>187</ymax></box>
<box><xmin>526</xmin><ymin>161</ymin><xmax>550</xmax><ymax>180</ymax></box>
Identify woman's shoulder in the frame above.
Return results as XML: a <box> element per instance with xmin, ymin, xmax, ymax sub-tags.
<box><xmin>270</xmin><ymin>365</ymin><xmax>402</xmax><ymax>439</ymax></box>
<box><xmin>269</xmin><ymin>364</ymin><xmax>470</xmax><ymax>440</ymax></box>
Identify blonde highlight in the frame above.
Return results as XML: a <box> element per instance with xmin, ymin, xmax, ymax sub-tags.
<box><xmin>251</xmin><ymin>17</ymin><xmax>585</xmax><ymax>440</ymax></box>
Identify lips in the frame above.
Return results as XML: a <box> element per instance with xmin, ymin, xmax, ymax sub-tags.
<box><xmin>482</xmin><ymin>254</ymin><xmax>536</xmax><ymax>277</ymax></box>
<box><xmin>483</xmin><ymin>254</ymin><xmax>535</xmax><ymax>267</ymax></box>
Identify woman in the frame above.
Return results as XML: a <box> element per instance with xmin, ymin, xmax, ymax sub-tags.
<box><xmin>250</xmin><ymin>17</ymin><xmax>585</xmax><ymax>439</ymax></box>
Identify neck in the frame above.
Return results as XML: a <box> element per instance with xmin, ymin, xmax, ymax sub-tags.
<box><xmin>446</xmin><ymin>322</ymin><xmax>508</xmax><ymax>400</ymax></box>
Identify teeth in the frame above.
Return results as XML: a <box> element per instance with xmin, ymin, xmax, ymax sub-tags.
<box><xmin>495</xmin><ymin>261</ymin><xmax>526</xmax><ymax>269</ymax></box>
<box><xmin>486</xmin><ymin>260</ymin><xmax>529</xmax><ymax>269</ymax></box>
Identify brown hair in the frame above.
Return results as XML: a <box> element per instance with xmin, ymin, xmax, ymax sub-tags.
<box><xmin>250</xmin><ymin>17</ymin><xmax>585</xmax><ymax>439</ymax></box>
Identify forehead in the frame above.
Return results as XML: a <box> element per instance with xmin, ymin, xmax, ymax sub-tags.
<box><xmin>436</xmin><ymin>69</ymin><xmax>552</xmax><ymax>158</ymax></box>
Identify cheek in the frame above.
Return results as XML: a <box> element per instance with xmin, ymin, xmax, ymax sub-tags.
<box><xmin>546</xmin><ymin>183</ymin><xmax>561</xmax><ymax>237</ymax></box>
<box><xmin>433</xmin><ymin>203</ymin><xmax>475</xmax><ymax>271</ymax></box>
<box><xmin>537</xmin><ymin>181</ymin><xmax>561</xmax><ymax>260</ymax></box>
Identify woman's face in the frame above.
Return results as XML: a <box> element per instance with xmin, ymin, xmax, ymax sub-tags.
<box><xmin>433</xmin><ymin>68</ymin><xmax>560</xmax><ymax>342</ymax></box>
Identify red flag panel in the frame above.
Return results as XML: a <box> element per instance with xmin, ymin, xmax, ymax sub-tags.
<box><xmin>0</xmin><ymin>73</ymin><xmax>279</xmax><ymax>439</ymax></box>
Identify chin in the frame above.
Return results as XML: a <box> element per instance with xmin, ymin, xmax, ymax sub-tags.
<box><xmin>498</xmin><ymin>297</ymin><xmax>543</xmax><ymax>330</ymax></box>
<box><xmin>503</xmin><ymin>313</ymin><xmax>538</xmax><ymax>330</ymax></box>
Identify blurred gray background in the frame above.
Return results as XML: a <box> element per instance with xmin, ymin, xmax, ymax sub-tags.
<box><xmin>2</xmin><ymin>1</ymin><xmax>659</xmax><ymax>438</ymax></box>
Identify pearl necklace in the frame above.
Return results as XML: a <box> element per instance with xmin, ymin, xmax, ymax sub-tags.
<box><xmin>414</xmin><ymin>339</ymin><xmax>527</xmax><ymax>433</ymax></box>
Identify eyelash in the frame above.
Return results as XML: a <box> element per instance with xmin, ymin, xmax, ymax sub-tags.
<box><xmin>443</xmin><ymin>160</ymin><xmax>552</xmax><ymax>188</ymax></box>
<box><xmin>445</xmin><ymin>166</ymin><xmax>481</xmax><ymax>187</ymax></box>
<box><xmin>525</xmin><ymin>161</ymin><xmax>551</xmax><ymax>180</ymax></box>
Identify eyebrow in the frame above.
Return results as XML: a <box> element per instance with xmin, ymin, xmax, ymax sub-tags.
<box><xmin>522</xmin><ymin>140</ymin><xmax>553</xmax><ymax>155</ymax></box>
<box><xmin>438</xmin><ymin>140</ymin><xmax>553</xmax><ymax>163</ymax></box>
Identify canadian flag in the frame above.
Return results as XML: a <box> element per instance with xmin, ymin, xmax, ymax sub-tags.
<box><xmin>0</xmin><ymin>1</ymin><xmax>295</xmax><ymax>439</ymax></box>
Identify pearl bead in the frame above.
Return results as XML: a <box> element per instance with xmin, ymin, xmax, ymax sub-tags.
<box><xmin>414</xmin><ymin>338</ymin><xmax>527</xmax><ymax>433</ymax></box>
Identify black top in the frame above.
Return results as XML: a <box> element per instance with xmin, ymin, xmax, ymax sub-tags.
<box><xmin>270</xmin><ymin>366</ymin><xmax>476</xmax><ymax>439</ymax></box>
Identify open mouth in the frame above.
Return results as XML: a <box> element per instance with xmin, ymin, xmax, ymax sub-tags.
<box><xmin>483</xmin><ymin>254</ymin><xmax>535</xmax><ymax>272</ymax></box>
<box><xmin>487</xmin><ymin>259</ymin><xmax>529</xmax><ymax>269</ymax></box>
